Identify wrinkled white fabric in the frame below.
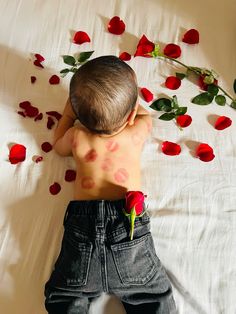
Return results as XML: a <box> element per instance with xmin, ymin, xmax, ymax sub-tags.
<box><xmin>0</xmin><ymin>0</ymin><xmax>236</xmax><ymax>313</ymax></box>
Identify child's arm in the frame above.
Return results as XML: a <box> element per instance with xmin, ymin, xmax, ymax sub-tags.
<box><xmin>53</xmin><ymin>98</ymin><xmax>76</xmax><ymax>156</ymax></box>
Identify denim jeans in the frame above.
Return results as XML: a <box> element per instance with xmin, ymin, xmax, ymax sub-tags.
<box><xmin>44</xmin><ymin>199</ymin><xmax>176</xmax><ymax>314</ymax></box>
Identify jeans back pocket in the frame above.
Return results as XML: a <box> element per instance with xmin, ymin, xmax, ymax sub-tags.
<box><xmin>55</xmin><ymin>231</ymin><xmax>93</xmax><ymax>287</ymax></box>
<box><xmin>111</xmin><ymin>233</ymin><xmax>159</xmax><ymax>285</ymax></box>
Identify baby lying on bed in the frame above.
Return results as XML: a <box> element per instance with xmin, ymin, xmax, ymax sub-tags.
<box><xmin>44</xmin><ymin>55</ymin><xmax>176</xmax><ymax>314</ymax></box>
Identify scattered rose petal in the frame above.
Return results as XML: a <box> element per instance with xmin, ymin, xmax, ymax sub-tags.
<box><xmin>134</xmin><ymin>35</ymin><xmax>155</xmax><ymax>57</ymax></box>
<box><xmin>198</xmin><ymin>75</ymin><xmax>218</xmax><ymax>91</ymax></box>
<box><xmin>49</xmin><ymin>75</ymin><xmax>60</xmax><ymax>85</ymax></box>
<box><xmin>162</xmin><ymin>141</ymin><xmax>181</xmax><ymax>156</ymax></box>
<box><xmin>19</xmin><ymin>101</ymin><xmax>39</xmax><ymax>118</ymax></box>
<box><xmin>35</xmin><ymin>156</ymin><xmax>43</xmax><ymax>163</ymax></box>
<box><xmin>119</xmin><ymin>52</ymin><xmax>131</xmax><ymax>61</ymax></box>
<box><xmin>165</xmin><ymin>76</ymin><xmax>181</xmax><ymax>90</ymax></box>
<box><xmin>33</xmin><ymin>60</ymin><xmax>44</xmax><ymax>68</ymax></box>
<box><xmin>214</xmin><ymin>116</ymin><xmax>232</xmax><ymax>130</ymax></box>
<box><xmin>19</xmin><ymin>101</ymin><xmax>31</xmax><ymax>110</ymax></box>
<box><xmin>41</xmin><ymin>142</ymin><xmax>52</xmax><ymax>153</ymax></box>
<box><xmin>31</xmin><ymin>76</ymin><xmax>36</xmax><ymax>83</ymax></box>
<box><xmin>73</xmin><ymin>31</ymin><xmax>91</xmax><ymax>44</ymax></box>
<box><xmin>163</xmin><ymin>43</ymin><xmax>181</xmax><ymax>58</ymax></box>
<box><xmin>47</xmin><ymin>116</ymin><xmax>55</xmax><ymax>129</ymax></box>
<box><xmin>176</xmin><ymin>115</ymin><xmax>192</xmax><ymax>128</ymax></box>
<box><xmin>46</xmin><ymin>111</ymin><xmax>62</xmax><ymax>120</ymax></box>
<box><xmin>140</xmin><ymin>87</ymin><xmax>154</xmax><ymax>102</ymax></box>
<box><xmin>108</xmin><ymin>16</ymin><xmax>125</xmax><ymax>35</ymax></box>
<box><xmin>182</xmin><ymin>29</ymin><xmax>199</xmax><ymax>44</ymax></box>
<box><xmin>35</xmin><ymin>53</ymin><xmax>45</xmax><ymax>62</ymax></box>
<box><xmin>49</xmin><ymin>182</ymin><xmax>61</xmax><ymax>195</ymax></box>
<box><xmin>65</xmin><ymin>169</ymin><xmax>77</xmax><ymax>182</ymax></box>
<box><xmin>196</xmin><ymin>143</ymin><xmax>215</xmax><ymax>162</ymax></box>
<box><xmin>18</xmin><ymin>111</ymin><xmax>26</xmax><ymax>117</ymax></box>
<box><xmin>9</xmin><ymin>144</ymin><xmax>26</xmax><ymax>164</ymax></box>
<box><xmin>34</xmin><ymin>113</ymin><xmax>43</xmax><ymax>121</ymax></box>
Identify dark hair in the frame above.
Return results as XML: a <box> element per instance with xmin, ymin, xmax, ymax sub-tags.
<box><xmin>69</xmin><ymin>55</ymin><xmax>138</xmax><ymax>134</ymax></box>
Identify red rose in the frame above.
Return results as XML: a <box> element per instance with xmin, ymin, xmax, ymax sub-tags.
<box><xmin>123</xmin><ymin>191</ymin><xmax>146</xmax><ymax>240</ymax></box>
<box><xmin>134</xmin><ymin>35</ymin><xmax>155</xmax><ymax>58</ymax></box>
<box><xmin>198</xmin><ymin>75</ymin><xmax>218</xmax><ymax>91</ymax></box>
<box><xmin>163</xmin><ymin>43</ymin><xmax>181</xmax><ymax>59</ymax></box>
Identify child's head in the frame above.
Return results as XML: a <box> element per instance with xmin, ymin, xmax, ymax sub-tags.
<box><xmin>69</xmin><ymin>55</ymin><xmax>138</xmax><ymax>135</ymax></box>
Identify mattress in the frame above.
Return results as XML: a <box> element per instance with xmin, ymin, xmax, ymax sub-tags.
<box><xmin>0</xmin><ymin>0</ymin><xmax>236</xmax><ymax>313</ymax></box>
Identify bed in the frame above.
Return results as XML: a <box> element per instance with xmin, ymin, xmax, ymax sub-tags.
<box><xmin>0</xmin><ymin>0</ymin><xmax>236</xmax><ymax>313</ymax></box>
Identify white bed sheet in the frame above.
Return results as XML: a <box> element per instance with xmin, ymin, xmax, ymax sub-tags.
<box><xmin>0</xmin><ymin>0</ymin><xmax>236</xmax><ymax>313</ymax></box>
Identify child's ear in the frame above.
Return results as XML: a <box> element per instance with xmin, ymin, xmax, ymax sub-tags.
<box><xmin>127</xmin><ymin>104</ymin><xmax>138</xmax><ymax>126</ymax></box>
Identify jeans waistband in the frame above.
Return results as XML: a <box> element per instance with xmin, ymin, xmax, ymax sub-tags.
<box><xmin>65</xmin><ymin>199</ymin><xmax>126</xmax><ymax>218</ymax></box>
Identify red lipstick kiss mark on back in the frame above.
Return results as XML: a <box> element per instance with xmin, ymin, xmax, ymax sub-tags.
<box><xmin>101</xmin><ymin>158</ymin><xmax>114</xmax><ymax>172</ymax></box>
<box><xmin>84</xmin><ymin>149</ymin><xmax>98</xmax><ymax>162</ymax></box>
<box><xmin>106</xmin><ymin>140</ymin><xmax>119</xmax><ymax>152</ymax></box>
<box><xmin>114</xmin><ymin>168</ymin><xmax>129</xmax><ymax>183</ymax></box>
<box><xmin>81</xmin><ymin>176</ymin><xmax>95</xmax><ymax>189</ymax></box>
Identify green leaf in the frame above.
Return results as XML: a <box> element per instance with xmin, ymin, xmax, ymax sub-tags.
<box><xmin>60</xmin><ymin>68</ymin><xmax>70</xmax><ymax>74</ymax></box>
<box><xmin>192</xmin><ymin>92</ymin><xmax>214</xmax><ymax>105</ymax></box>
<box><xmin>175</xmin><ymin>107</ymin><xmax>187</xmax><ymax>115</ymax></box>
<box><xmin>234</xmin><ymin>79</ymin><xmax>236</xmax><ymax>94</ymax></box>
<box><xmin>77</xmin><ymin>51</ymin><xmax>94</xmax><ymax>63</ymax></box>
<box><xmin>207</xmin><ymin>84</ymin><xmax>219</xmax><ymax>96</ymax></box>
<box><xmin>215</xmin><ymin>95</ymin><xmax>226</xmax><ymax>106</ymax></box>
<box><xmin>62</xmin><ymin>55</ymin><xmax>76</xmax><ymax>66</ymax></box>
<box><xmin>176</xmin><ymin>72</ymin><xmax>186</xmax><ymax>80</ymax></box>
<box><xmin>159</xmin><ymin>113</ymin><xmax>176</xmax><ymax>121</ymax></box>
<box><xmin>150</xmin><ymin>98</ymin><xmax>172</xmax><ymax>111</ymax></box>
<box><xmin>230</xmin><ymin>100</ymin><xmax>236</xmax><ymax>109</ymax></box>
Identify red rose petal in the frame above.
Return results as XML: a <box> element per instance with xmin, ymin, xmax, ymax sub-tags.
<box><xmin>17</xmin><ymin>111</ymin><xmax>26</xmax><ymax>117</ymax></box>
<box><xmin>31</xmin><ymin>76</ymin><xmax>36</xmax><ymax>83</ymax></box>
<box><xmin>214</xmin><ymin>116</ymin><xmax>232</xmax><ymax>130</ymax></box>
<box><xmin>165</xmin><ymin>76</ymin><xmax>181</xmax><ymax>90</ymax></box>
<box><xmin>9</xmin><ymin>144</ymin><xmax>26</xmax><ymax>164</ymax></box>
<box><xmin>140</xmin><ymin>87</ymin><xmax>154</xmax><ymax>102</ymax></box>
<box><xmin>47</xmin><ymin>116</ymin><xmax>55</xmax><ymax>129</ymax></box>
<box><xmin>176</xmin><ymin>115</ymin><xmax>192</xmax><ymax>128</ymax></box>
<box><xmin>119</xmin><ymin>52</ymin><xmax>131</xmax><ymax>61</ymax></box>
<box><xmin>108</xmin><ymin>16</ymin><xmax>125</xmax><ymax>35</ymax></box>
<box><xmin>35</xmin><ymin>156</ymin><xmax>43</xmax><ymax>163</ymax></box>
<box><xmin>19</xmin><ymin>101</ymin><xmax>31</xmax><ymax>110</ymax></box>
<box><xmin>163</xmin><ymin>43</ymin><xmax>181</xmax><ymax>58</ymax></box>
<box><xmin>46</xmin><ymin>111</ymin><xmax>62</xmax><ymax>121</ymax></box>
<box><xmin>41</xmin><ymin>142</ymin><xmax>52</xmax><ymax>153</ymax></box>
<box><xmin>134</xmin><ymin>35</ymin><xmax>155</xmax><ymax>57</ymax></box>
<box><xmin>34</xmin><ymin>113</ymin><xmax>43</xmax><ymax>121</ymax></box>
<box><xmin>198</xmin><ymin>75</ymin><xmax>218</xmax><ymax>91</ymax></box>
<box><xmin>162</xmin><ymin>141</ymin><xmax>181</xmax><ymax>156</ymax></box>
<box><xmin>33</xmin><ymin>60</ymin><xmax>44</xmax><ymax>68</ymax></box>
<box><xmin>73</xmin><ymin>31</ymin><xmax>91</xmax><ymax>44</ymax></box>
<box><xmin>49</xmin><ymin>75</ymin><xmax>60</xmax><ymax>85</ymax></box>
<box><xmin>49</xmin><ymin>182</ymin><xmax>61</xmax><ymax>195</ymax></box>
<box><xmin>35</xmin><ymin>53</ymin><xmax>45</xmax><ymax>62</ymax></box>
<box><xmin>196</xmin><ymin>143</ymin><xmax>215</xmax><ymax>162</ymax></box>
<box><xmin>65</xmin><ymin>169</ymin><xmax>77</xmax><ymax>182</ymax></box>
<box><xmin>182</xmin><ymin>29</ymin><xmax>199</xmax><ymax>44</ymax></box>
